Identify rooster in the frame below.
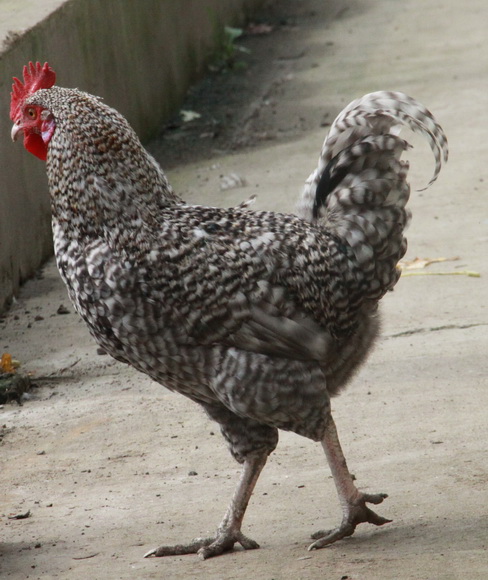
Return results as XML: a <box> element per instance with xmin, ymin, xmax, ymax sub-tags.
<box><xmin>10</xmin><ymin>62</ymin><xmax>447</xmax><ymax>559</ymax></box>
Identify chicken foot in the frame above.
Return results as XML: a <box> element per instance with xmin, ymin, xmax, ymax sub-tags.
<box><xmin>309</xmin><ymin>415</ymin><xmax>391</xmax><ymax>550</ymax></box>
<box><xmin>144</xmin><ymin>449</ymin><xmax>268</xmax><ymax>559</ymax></box>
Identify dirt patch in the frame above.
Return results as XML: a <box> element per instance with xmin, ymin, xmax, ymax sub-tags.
<box><xmin>149</xmin><ymin>0</ymin><xmax>344</xmax><ymax>168</ymax></box>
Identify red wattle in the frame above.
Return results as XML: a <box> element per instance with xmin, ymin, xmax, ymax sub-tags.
<box><xmin>24</xmin><ymin>132</ymin><xmax>48</xmax><ymax>161</ymax></box>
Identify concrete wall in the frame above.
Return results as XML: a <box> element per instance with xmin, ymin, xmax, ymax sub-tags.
<box><xmin>0</xmin><ymin>0</ymin><xmax>266</xmax><ymax>312</ymax></box>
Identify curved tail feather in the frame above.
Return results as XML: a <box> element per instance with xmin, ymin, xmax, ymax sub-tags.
<box><xmin>297</xmin><ymin>91</ymin><xmax>448</xmax><ymax>300</ymax></box>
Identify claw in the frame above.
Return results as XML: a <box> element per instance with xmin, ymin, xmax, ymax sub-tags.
<box><xmin>363</xmin><ymin>492</ymin><xmax>389</xmax><ymax>505</ymax></box>
<box><xmin>308</xmin><ymin>491</ymin><xmax>392</xmax><ymax>550</ymax></box>
<box><xmin>144</xmin><ymin>537</ymin><xmax>212</xmax><ymax>557</ymax></box>
<box><xmin>143</xmin><ymin>532</ymin><xmax>259</xmax><ymax>560</ymax></box>
<box><xmin>198</xmin><ymin>532</ymin><xmax>259</xmax><ymax>560</ymax></box>
<box><xmin>143</xmin><ymin>451</ymin><xmax>267</xmax><ymax>559</ymax></box>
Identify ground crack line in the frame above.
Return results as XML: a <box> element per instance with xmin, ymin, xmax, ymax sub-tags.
<box><xmin>386</xmin><ymin>322</ymin><xmax>488</xmax><ymax>338</ymax></box>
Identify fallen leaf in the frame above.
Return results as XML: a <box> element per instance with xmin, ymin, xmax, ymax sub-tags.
<box><xmin>398</xmin><ymin>256</ymin><xmax>460</xmax><ymax>270</ymax></box>
<box><xmin>236</xmin><ymin>194</ymin><xmax>257</xmax><ymax>209</ymax></box>
<box><xmin>180</xmin><ymin>110</ymin><xmax>201</xmax><ymax>123</ymax></box>
<box><xmin>1</xmin><ymin>353</ymin><xmax>16</xmax><ymax>373</ymax></box>
<box><xmin>401</xmin><ymin>270</ymin><xmax>480</xmax><ymax>278</ymax></box>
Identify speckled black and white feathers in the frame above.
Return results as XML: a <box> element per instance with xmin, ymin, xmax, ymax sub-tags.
<box><xmin>25</xmin><ymin>87</ymin><xmax>447</xmax><ymax>447</ymax></box>
<box><xmin>27</xmin><ymin>87</ymin><xmax>180</xmax><ymax>237</ymax></box>
<box><xmin>298</xmin><ymin>91</ymin><xmax>448</xmax><ymax>302</ymax></box>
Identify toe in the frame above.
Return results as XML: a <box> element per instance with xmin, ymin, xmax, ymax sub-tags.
<box><xmin>362</xmin><ymin>492</ymin><xmax>388</xmax><ymax>505</ymax></box>
<box><xmin>308</xmin><ymin>523</ymin><xmax>355</xmax><ymax>550</ymax></box>
<box><xmin>144</xmin><ymin>537</ymin><xmax>213</xmax><ymax>557</ymax></box>
<box><xmin>309</xmin><ymin>491</ymin><xmax>392</xmax><ymax>550</ymax></box>
<box><xmin>197</xmin><ymin>531</ymin><xmax>260</xmax><ymax>559</ymax></box>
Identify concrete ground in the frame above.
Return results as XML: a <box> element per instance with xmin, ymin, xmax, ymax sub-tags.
<box><xmin>1</xmin><ymin>0</ymin><xmax>487</xmax><ymax>578</ymax></box>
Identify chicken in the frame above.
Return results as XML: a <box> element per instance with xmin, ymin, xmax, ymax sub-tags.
<box><xmin>10</xmin><ymin>62</ymin><xmax>447</xmax><ymax>559</ymax></box>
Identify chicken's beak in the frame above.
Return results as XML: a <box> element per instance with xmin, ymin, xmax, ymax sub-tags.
<box><xmin>11</xmin><ymin>121</ymin><xmax>23</xmax><ymax>142</ymax></box>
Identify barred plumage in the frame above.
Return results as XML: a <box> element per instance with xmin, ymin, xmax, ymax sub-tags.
<box><xmin>10</xmin><ymin>63</ymin><xmax>447</xmax><ymax>559</ymax></box>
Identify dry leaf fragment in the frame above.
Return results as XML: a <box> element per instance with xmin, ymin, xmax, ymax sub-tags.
<box><xmin>398</xmin><ymin>256</ymin><xmax>460</xmax><ymax>270</ymax></box>
<box><xmin>236</xmin><ymin>194</ymin><xmax>257</xmax><ymax>209</ymax></box>
<box><xmin>180</xmin><ymin>110</ymin><xmax>201</xmax><ymax>123</ymax></box>
<box><xmin>1</xmin><ymin>353</ymin><xmax>18</xmax><ymax>373</ymax></box>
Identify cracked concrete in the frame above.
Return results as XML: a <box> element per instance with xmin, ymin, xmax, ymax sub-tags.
<box><xmin>386</xmin><ymin>323</ymin><xmax>488</xmax><ymax>339</ymax></box>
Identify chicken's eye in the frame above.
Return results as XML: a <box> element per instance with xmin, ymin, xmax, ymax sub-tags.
<box><xmin>26</xmin><ymin>107</ymin><xmax>37</xmax><ymax>119</ymax></box>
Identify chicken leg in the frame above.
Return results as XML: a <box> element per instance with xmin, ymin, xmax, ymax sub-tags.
<box><xmin>309</xmin><ymin>415</ymin><xmax>391</xmax><ymax>550</ymax></box>
<box><xmin>144</xmin><ymin>449</ymin><xmax>268</xmax><ymax>559</ymax></box>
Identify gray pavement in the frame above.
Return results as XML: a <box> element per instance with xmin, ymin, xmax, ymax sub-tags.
<box><xmin>1</xmin><ymin>1</ymin><xmax>487</xmax><ymax>578</ymax></box>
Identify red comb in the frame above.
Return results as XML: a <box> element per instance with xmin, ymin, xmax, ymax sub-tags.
<box><xmin>10</xmin><ymin>61</ymin><xmax>56</xmax><ymax>121</ymax></box>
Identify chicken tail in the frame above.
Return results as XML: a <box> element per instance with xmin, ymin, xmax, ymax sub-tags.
<box><xmin>297</xmin><ymin>91</ymin><xmax>448</xmax><ymax>298</ymax></box>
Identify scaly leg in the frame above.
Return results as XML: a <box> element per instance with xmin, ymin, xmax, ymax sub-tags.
<box><xmin>144</xmin><ymin>449</ymin><xmax>268</xmax><ymax>559</ymax></box>
<box><xmin>309</xmin><ymin>415</ymin><xmax>391</xmax><ymax>550</ymax></box>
